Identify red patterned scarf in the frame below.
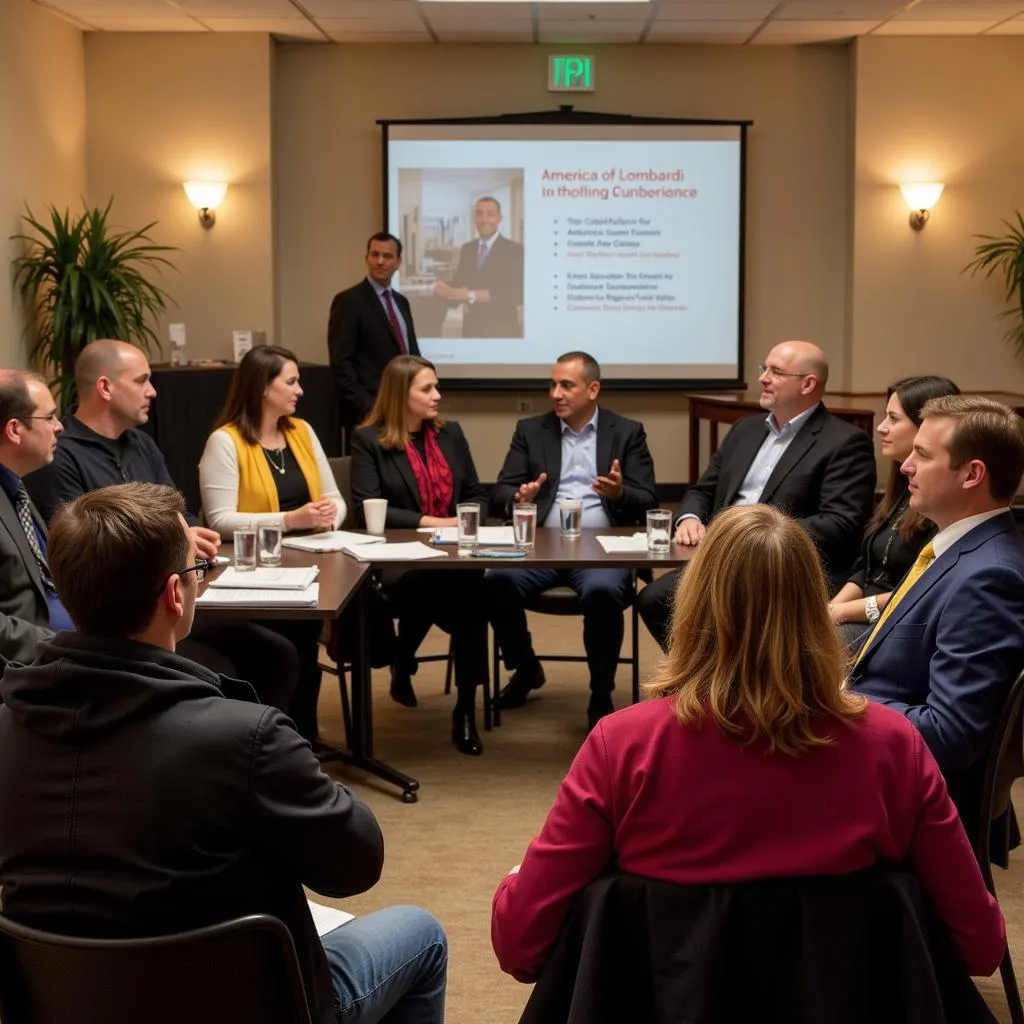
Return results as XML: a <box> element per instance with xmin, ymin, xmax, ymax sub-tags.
<box><xmin>406</xmin><ymin>426</ymin><xmax>454</xmax><ymax>518</ymax></box>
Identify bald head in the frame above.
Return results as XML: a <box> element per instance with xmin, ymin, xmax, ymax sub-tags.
<box><xmin>757</xmin><ymin>340</ymin><xmax>829</xmax><ymax>425</ymax></box>
<box><xmin>75</xmin><ymin>340</ymin><xmax>136</xmax><ymax>392</ymax></box>
<box><xmin>774</xmin><ymin>341</ymin><xmax>828</xmax><ymax>387</ymax></box>
<box><xmin>74</xmin><ymin>341</ymin><xmax>156</xmax><ymax>437</ymax></box>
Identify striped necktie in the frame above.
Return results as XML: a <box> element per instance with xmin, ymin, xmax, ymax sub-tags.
<box><xmin>15</xmin><ymin>488</ymin><xmax>53</xmax><ymax>590</ymax></box>
<box><xmin>381</xmin><ymin>290</ymin><xmax>407</xmax><ymax>353</ymax></box>
<box><xmin>853</xmin><ymin>542</ymin><xmax>935</xmax><ymax>668</ymax></box>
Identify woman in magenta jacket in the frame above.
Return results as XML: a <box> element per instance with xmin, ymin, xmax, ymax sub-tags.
<box><xmin>492</xmin><ymin>503</ymin><xmax>1005</xmax><ymax>984</ymax></box>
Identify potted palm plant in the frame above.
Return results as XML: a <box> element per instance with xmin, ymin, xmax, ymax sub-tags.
<box><xmin>964</xmin><ymin>211</ymin><xmax>1024</xmax><ymax>357</ymax></box>
<box><xmin>11</xmin><ymin>199</ymin><xmax>177</xmax><ymax>407</ymax></box>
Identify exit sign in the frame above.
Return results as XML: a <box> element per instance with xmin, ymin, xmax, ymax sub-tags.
<box><xmin>548</xmin><ymin>55</ymin><xmax>595</xmax><ymax>93</ymax></box>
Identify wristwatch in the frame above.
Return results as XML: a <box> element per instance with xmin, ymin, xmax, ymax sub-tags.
<box><xmin>865</xmin><ymin>595</ymin><xmax>880</xmax><ymax>623</ymax></box>
<box><xmin>467</xmin><ymin>290</ymin><xmax>477</xmax><ymax>305</ymax></box>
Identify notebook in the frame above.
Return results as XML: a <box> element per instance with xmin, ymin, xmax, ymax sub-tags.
<box><xmin>282</xmin><ymin>531</ymin><xmax>386</xmax><ymax>553</ymax></box>
<box><xmin>209</xmin><ymin>566</ymin><xmax>319</xmax><ymax>590</ymax></box>
<box><xmin>342</xmin><ymin>542</ymin><xmax>447</xmax><ymax>562</ymax></box>
<box><xmin>197</xmin><ymin>584</ymin><xmax>320</xmax><ymax>607</ymax></box>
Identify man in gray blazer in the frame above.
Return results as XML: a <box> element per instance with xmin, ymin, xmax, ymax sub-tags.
<box><xmin>0</xmin><ymin>370</ymin><xmax>68</xmax><ymax>663</ymax></box>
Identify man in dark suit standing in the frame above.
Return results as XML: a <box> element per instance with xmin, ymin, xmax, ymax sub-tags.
<box><xmin>487</xmin><ymin>352</ymin><xmax>657</xmax><ymax>730</ymax></box>
<box><xmin>328</xmin><ymin>232</ymin><xmax>420</xmax><ymax>428</ymax></box>
<box><xmin>0</xmin><ymin>370</ymin><xmax>71</xmax><ymax>663</ymax></box>
<box><xmin>850</xmin><ymin>396</ymin><xmax>1024</xmax><ymax>834</ymax></box>
<box><xmin>433</xmin><ymin>196</ymin><xmax>524</xmax><ymax>338</ymax></box>
<box><xmin>636</xmin><ymin>341</ymin><xmax>876</xmax><ymax>651</ymax></box>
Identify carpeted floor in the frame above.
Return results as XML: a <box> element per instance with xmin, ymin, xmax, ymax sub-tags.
<box><xmin>313</xmin><ymin>613</ymin><xmax>1024</xmax><ymax>1024</ymax></box>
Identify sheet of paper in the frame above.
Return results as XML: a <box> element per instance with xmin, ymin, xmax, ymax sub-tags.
<box><xmin>210</xmin><ymin>566</ymin><xmax>319</xmax><ymax>590</ymax></box>
<box><xmin>306</xmin><ymin>898</ymin><xmax>355</xmax><ymax>937</ymax></box>
<box><xmin>282</xmin><ymin>531</ymin><xmax>386</xmax><ymax>553</ymax></box>
<box><xmin>197</xmin><ymin>584</ymin><xmax>320</xmax><ymax>607</ymax></box>
<box><xmin>416</xmin><ymin>526</ymin><xmax>516</xmax><ymax>546</ymax></box>
<box><xmin>595</xmin><ymin>534</ymin><xmax>650</xmax><ymax>554</ymax></box>
<box><xmin>342</xmin><ymin>542</ymin><xmax>448</xmax><ymax>562</ymax></box>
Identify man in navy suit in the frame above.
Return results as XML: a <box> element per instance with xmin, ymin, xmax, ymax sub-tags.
<box><xmin>328</xmin><ymin>232</ymin><xmax>420</xmax><ymax>427</ymax></box>
<box><xmin>433</xmin><ymin>196</ymin><xmax>524</xmax><ymax>338</ymax></box>
<box><xmin>486</xmin><ymin>352</ymin><xmax>657</xmax><ymax>730</ymax></box>
<box><xmin>851</xmin><ymin>395</ymin><xmax>1024</xmax><ymax>832</ymax></box>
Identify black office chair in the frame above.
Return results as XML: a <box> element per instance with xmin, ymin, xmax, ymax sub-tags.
<box><xmin>0</xmin><ymin>912</ymin><xmax>311</xmax><ymax>1024</ymax></box>
<box><xmin>971</xmin><ymin>667</ymin><xmax>1024</xmax><ymax>1024</ymax></box>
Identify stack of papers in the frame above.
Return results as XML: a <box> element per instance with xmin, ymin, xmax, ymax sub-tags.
<box><xmin>596</xmin><ymin>533</ymin><xmax>650</xmax><ymax>554</ymax></box>
<box><xmin>282</xmin><ymin>531</ymin><xmax>386</xmax><ymax>553</ymax></box>
<box><xmin>417</xmin><ymin>526</ymin><xmax>516</xmax><ymax>546</ymax></box>
<box><xmin>197</xmin><ymin>584</ymin><xmax>320</xmax><ymax>608</ymax></box>
<box><xmin>342</xmin><ymin>541</ymin><xmax>447</xmax><ymax>562</ymax></box>
<box><xmin>210</xmin><ymin>566</ymin><xmax>319</xmax><ymax>590</ymax></box>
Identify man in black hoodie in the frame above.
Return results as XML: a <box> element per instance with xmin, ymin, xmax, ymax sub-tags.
<box><xmin>0</xmin><ymin>483</ymin><xmax>447</xmax><ymax>1024</ymax></box>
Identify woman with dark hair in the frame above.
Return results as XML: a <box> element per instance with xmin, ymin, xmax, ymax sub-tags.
<box><xmin>829</xmin><ymin>375</ymin><xmax>960</xmax><ymax>646</ymax></box>
<box><xmin>198</xmin><ymin>346</ymin><xmax>346</xmax><ymax>741</ymax></box>
<box><xmin>492</xmin><ymin>504</ymin><xmax>1003</xmax><ymax>984</ymax></box>
<box><xmin>351</xmin><ymin>354</ymin><xmax>489</xmax><ymax>756</ymax></box>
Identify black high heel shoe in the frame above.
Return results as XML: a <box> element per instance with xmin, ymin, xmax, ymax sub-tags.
<box><xmin>451</xmin><ymin>708</ymin><xmax>483</xmax><ymax>756</ymax></box>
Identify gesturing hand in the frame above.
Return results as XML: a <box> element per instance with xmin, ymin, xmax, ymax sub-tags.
<box><xmin>592</xmin><ymin>459</ymin><xmax>624</xmax><ymax>501</ymax></box>
<box><xmin>514</xmin><ymin>472</ymin><xmax>548</xmax><ymax>505</ymax></box>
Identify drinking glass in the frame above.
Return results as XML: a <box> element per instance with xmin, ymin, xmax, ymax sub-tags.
<box><xmin>512</xmin><ymin>503</ymin><xmax>537</xmax><ymax>550</ymax></box>
<box><xmin>646</xmin><ymin>508</ymin><xmax>672</xmax><ymax>553</ymax></box>
<box><xmin>233</xmin><ymin>527</ymin><xmax>257</xmax><ymax>572</ymax></box>
<box><xmin>258</xmin><ymin>523</ymin><xmax>283</xmax><ymax>566</ymax></box>
<box><xmin>457</xmin><ymin>503</ymin><xmax>480</xmax><ymax>554</ymax></box>
<box><xmin>559</xmin><ymin>498</ymin><xmax>583</xmax><ymax>538</ymax></box>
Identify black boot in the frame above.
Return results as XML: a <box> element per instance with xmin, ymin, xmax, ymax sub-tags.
<box><xmin>389</xmin><ymin>664</ymin><xmax>418</xmax><ymax>708</ymax></box>
<box><xmin>451</xmin><ymin>705</ymin><xmax>483</xmax><ymax>756</ymax></box>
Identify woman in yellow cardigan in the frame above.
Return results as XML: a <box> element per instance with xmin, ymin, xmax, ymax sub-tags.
<box><xmin>199</xmin><ymin>346</ymin><xmax>346</xmax><ymax>741</ymax></box>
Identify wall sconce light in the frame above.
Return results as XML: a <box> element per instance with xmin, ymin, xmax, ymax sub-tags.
<box><xmin>899</xmin><ymin>182</ymin><xmax>944</xmax><ymax>231</ymax></box>
<box><xmin>183</xmin><ymin>181</ymin><xmax>228</xmax><ymax>229</ymax></box>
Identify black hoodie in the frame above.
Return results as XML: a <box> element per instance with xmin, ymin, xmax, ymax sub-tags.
<box><xmin>0</xmin><ymin>633</ymin><xmax>383</xmax><ymax>1024</ymax></box>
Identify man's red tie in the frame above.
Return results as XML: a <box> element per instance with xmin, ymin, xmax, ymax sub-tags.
<box><xmin>382</xmin><ymin>290</ymin><xmax>407</xmax><ymax>353</ymax></box>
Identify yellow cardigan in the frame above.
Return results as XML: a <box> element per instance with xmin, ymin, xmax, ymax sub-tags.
<box><xmin>219</xmin><ymin>418</ymin><xmax>322</xmax><ymax>514</ymax></box>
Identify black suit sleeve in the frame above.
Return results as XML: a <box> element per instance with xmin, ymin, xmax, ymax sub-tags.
<box><xmin>396</xmin><ymin>294</ymin><xmax>420</xmax><ymax>357</ymax></box>
<box><xmin>794</xmin><ymin>429</ymin><xmax>876</xmax><ymax>574</ymax></box>
<box><xmin>448</xmin><ymin>422</ymin><xmax>487</xmax><ymax>509</ymax></box>
<box><xmin>608</xmin><ymin>422</ymin><xmax>658</xmax><ymax>526</ymax></box>
<box><xmin>490</xmin><ymin>422</ymin><xmax>534</xmax><ymax>520</ymax></box>
<box><xmin>349</xmin><ymin>428</ymin><xmax>423</xmax><ymax>530</ymax></box>
<box><xmin>674</xmin><ymin>438</ymin><xmax>730</xmax><ymax>525</ymax></box>
<box><xmin>327</xmin><ymin>291</ymin><xmax>374</xmax><ymax>424</ymax></box>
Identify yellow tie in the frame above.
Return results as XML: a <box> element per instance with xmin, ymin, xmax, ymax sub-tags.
<box><xmin>853</xmin><ymin>542</ymin><xmax>936</xmax><ymax>669</ymax></box>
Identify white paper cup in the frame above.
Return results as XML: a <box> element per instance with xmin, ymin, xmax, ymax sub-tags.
<box><xmin>363</xmin><ymin>498</ymin><xmax>388</xmax><ymax>535</ymax></box>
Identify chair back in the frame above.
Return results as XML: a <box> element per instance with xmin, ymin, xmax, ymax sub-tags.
<box><xmin>329</xmin><ymin>456</ymin><xmax>353</xmax><ymax>521</ymax></box>
<box><xmin>0</xmin><ymin>912</ymin><xmax>312</xmax><ymax>1024</ymax></box>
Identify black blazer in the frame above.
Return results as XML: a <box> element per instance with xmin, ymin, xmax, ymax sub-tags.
<box><xmin>350</xmin><ymin>421</ymin><xmax>486</xmax><ymax>529</ymax></box>
<box><xmin>676</xmin><ymin>403</ymin><xmax>876</xmax><ymax>578</ymax></box>
<box><xmin>327</xmin><ymin>279</ymin><xmax>420</xmax><ymax>426</ymax></box>
<box><xmin>448</xmin><ymin>235</ymin><xmax>524</xmax><ymax>338</ymax></box>
<box><xmin>490</xmin><ymin>409</ymin><xmax>657</xmax><ymax>527</ymax></box>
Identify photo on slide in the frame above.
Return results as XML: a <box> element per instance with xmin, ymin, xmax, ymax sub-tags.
<box><xmin>396</xmin><ymin>167</ymin><xmax>525</xmax><ymax>340</ymax></box>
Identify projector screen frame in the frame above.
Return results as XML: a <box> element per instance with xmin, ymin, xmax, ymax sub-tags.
<box><xmin>378</xmin><ymin>107</ymin><xmax>752</xmax><ymax>392</ymax></box>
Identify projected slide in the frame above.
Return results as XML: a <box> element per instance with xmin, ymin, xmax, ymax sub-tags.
<box><xmin>385</xmin><ymin>121</ymin><xmax>745</xmax><ymax>386</ymax></box>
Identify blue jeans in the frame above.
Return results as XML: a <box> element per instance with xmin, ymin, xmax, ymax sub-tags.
<box><xmin>322</xmin><ymin>906</ymin><xmax>447</xmax><ymax>1024</ymax></box>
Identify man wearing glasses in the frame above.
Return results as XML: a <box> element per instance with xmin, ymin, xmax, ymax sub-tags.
<box><xmin>636</xmin><ymin>341</ymin><xmax>876</xmax><ymax>650</ymax></box>
<box><xmin>0</xmin><ymin>370</ymin><xmax>71</xmax><ymax>662</ymax></box>
<box><xmin>0</xmin><ymin>483</ymin><xmax>448</xmax><ymax>1024</ymax></box>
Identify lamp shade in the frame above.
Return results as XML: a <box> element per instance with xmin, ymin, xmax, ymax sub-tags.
<box><xmin>899</xmin><ymin>182</ymin><xmax>944</xmax><ymax>212</ymax></box>
<box><xmin>183</xmin><ymin>181</ymin><xmax>228</xmax><ymax>211</ymax></box>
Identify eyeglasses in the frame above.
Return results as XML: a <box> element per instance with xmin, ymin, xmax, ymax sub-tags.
<box><xmin>19</xmin><ymin>412</ymin><xmax>60</xmax><ymax>424</ymax></box>
<box><xmin>156</xmin><ymin>558</ymin><xmax>209</xmax><ymax>596</ymax></box>
<box><xmin>757</xmin><ymin>364</ymin><xmax>808</xmax><ymax>380</ymax></box>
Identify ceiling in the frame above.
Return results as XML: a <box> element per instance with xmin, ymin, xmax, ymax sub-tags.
<box><xmin>35</xmin><ymin>0</ymin><xmax>1024</xmax><ymax>45</ymax></box>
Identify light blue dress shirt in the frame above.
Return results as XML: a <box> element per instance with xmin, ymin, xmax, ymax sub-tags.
<box><xmin>367</xmin><ymin>277</ymin><xmax>410</xmax><ymax>352</ymax></box>
<box><xmin>733</xmin><ymin>403</ymin><xmax>819</xmax><ymax>505</ymax></box>
<box><xmin>543</xmin><ymin>409</ymin><xmax>612</xmax><ymax>529</ymax></box>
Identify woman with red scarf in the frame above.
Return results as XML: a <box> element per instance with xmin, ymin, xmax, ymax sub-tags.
<box><xmin>351</xmin><ymin>355</ymin><xmax>490</xmax><ymax>755</ymax></box>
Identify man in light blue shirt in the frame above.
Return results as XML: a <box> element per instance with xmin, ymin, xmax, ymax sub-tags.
<box><xmin>487</xmin><ymin>352</ymin><xmax>658</xmax><ymax>731</ymax></box>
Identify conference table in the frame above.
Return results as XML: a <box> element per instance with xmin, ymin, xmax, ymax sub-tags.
<box><xmin>202</xmin><ymin>527</ymin><xmax>695</xmax><ymax>803</ymax></box>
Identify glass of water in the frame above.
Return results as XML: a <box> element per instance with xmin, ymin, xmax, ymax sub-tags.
<box><xmin>559</xmin><ymin>498</ymin><xmax>583</xmax><ymax>538</ymax></box>
<box><xmin>457</xmin><ymin>503</ymin><xmax>480</xmax><ymax>555</ymax></box>
<box><xmin>646</xmin><ymin>508</ymin><xmax>672</xmax><ymax>553</ymax></box>
<box><xmin>512</xmin><ymin>502</ymin><xmax>537</xmax><ymax>550</ymax></box>
<box><xmin>258</xmin><ymin>523</ymin><xmax>283</xmax><ymax>566</ymax></box>
<box><xmin>233</xmin><ymin>527</ymin><xmax>257</xmax><ymax>572</ymax></box>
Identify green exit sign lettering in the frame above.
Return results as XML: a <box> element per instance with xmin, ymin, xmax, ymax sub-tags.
<box><xmin>548</xmin><ymin>55</ymin><xmax>595</xmax><ymax>93</ymax></box>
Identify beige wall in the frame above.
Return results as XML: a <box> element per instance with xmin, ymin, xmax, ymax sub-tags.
<box><xmin>850</xmin><ymin>36</ymin><xmax>1024</xmax><ymax>395</ymax></box>
<box><xmin>84</xmin><ymin>33</ymin><xmax>275</xmax><ymax>365</ymax></box>
<box><xmin>0</xmin><ymin>0</ymin><xmax>86</xmax><ymax>368</ymax></box>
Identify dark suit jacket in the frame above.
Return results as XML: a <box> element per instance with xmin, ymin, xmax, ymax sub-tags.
<box><xmin>490</xmin><ymin>410</ymin><xmax>657</xmax><ymax>527</ymax></box>
<box><xmin>852</xmin><ymin>511</ymin><xmax>1024</xmax><ymax>829</ymax></box>
<box><xmin>350</xmin><ymin>420</ymin><xmax>486</xmax><ymax>529</ymax></box>
<box><xmin>449</xmin><ymin>234</ymin><xmax>524</xmax><ymax>338</ymax></box>
<box><xmin>327</xmin><ymin>278</ymin><xmax>420</xmax><ymax>426</ymax></box>
<box><xmin>0</xmin><ymin>488</ymin><xmax>54</xmax><ymax>663</ymax></box>
<box><xmin>677</xmin><ymin>403</ymin><xmax>876</xmax><ymax>578</ymax></box>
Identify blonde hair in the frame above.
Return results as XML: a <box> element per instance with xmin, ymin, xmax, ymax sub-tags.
<box><xmin>361</xmin><ymin>354</ymin><xmax>443</xmax><ymax>450</ymax></box>
<box><xmin>646</xmin><ymin>504</ymin><xmax>866</xmax><ymax>755</ymax></box>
